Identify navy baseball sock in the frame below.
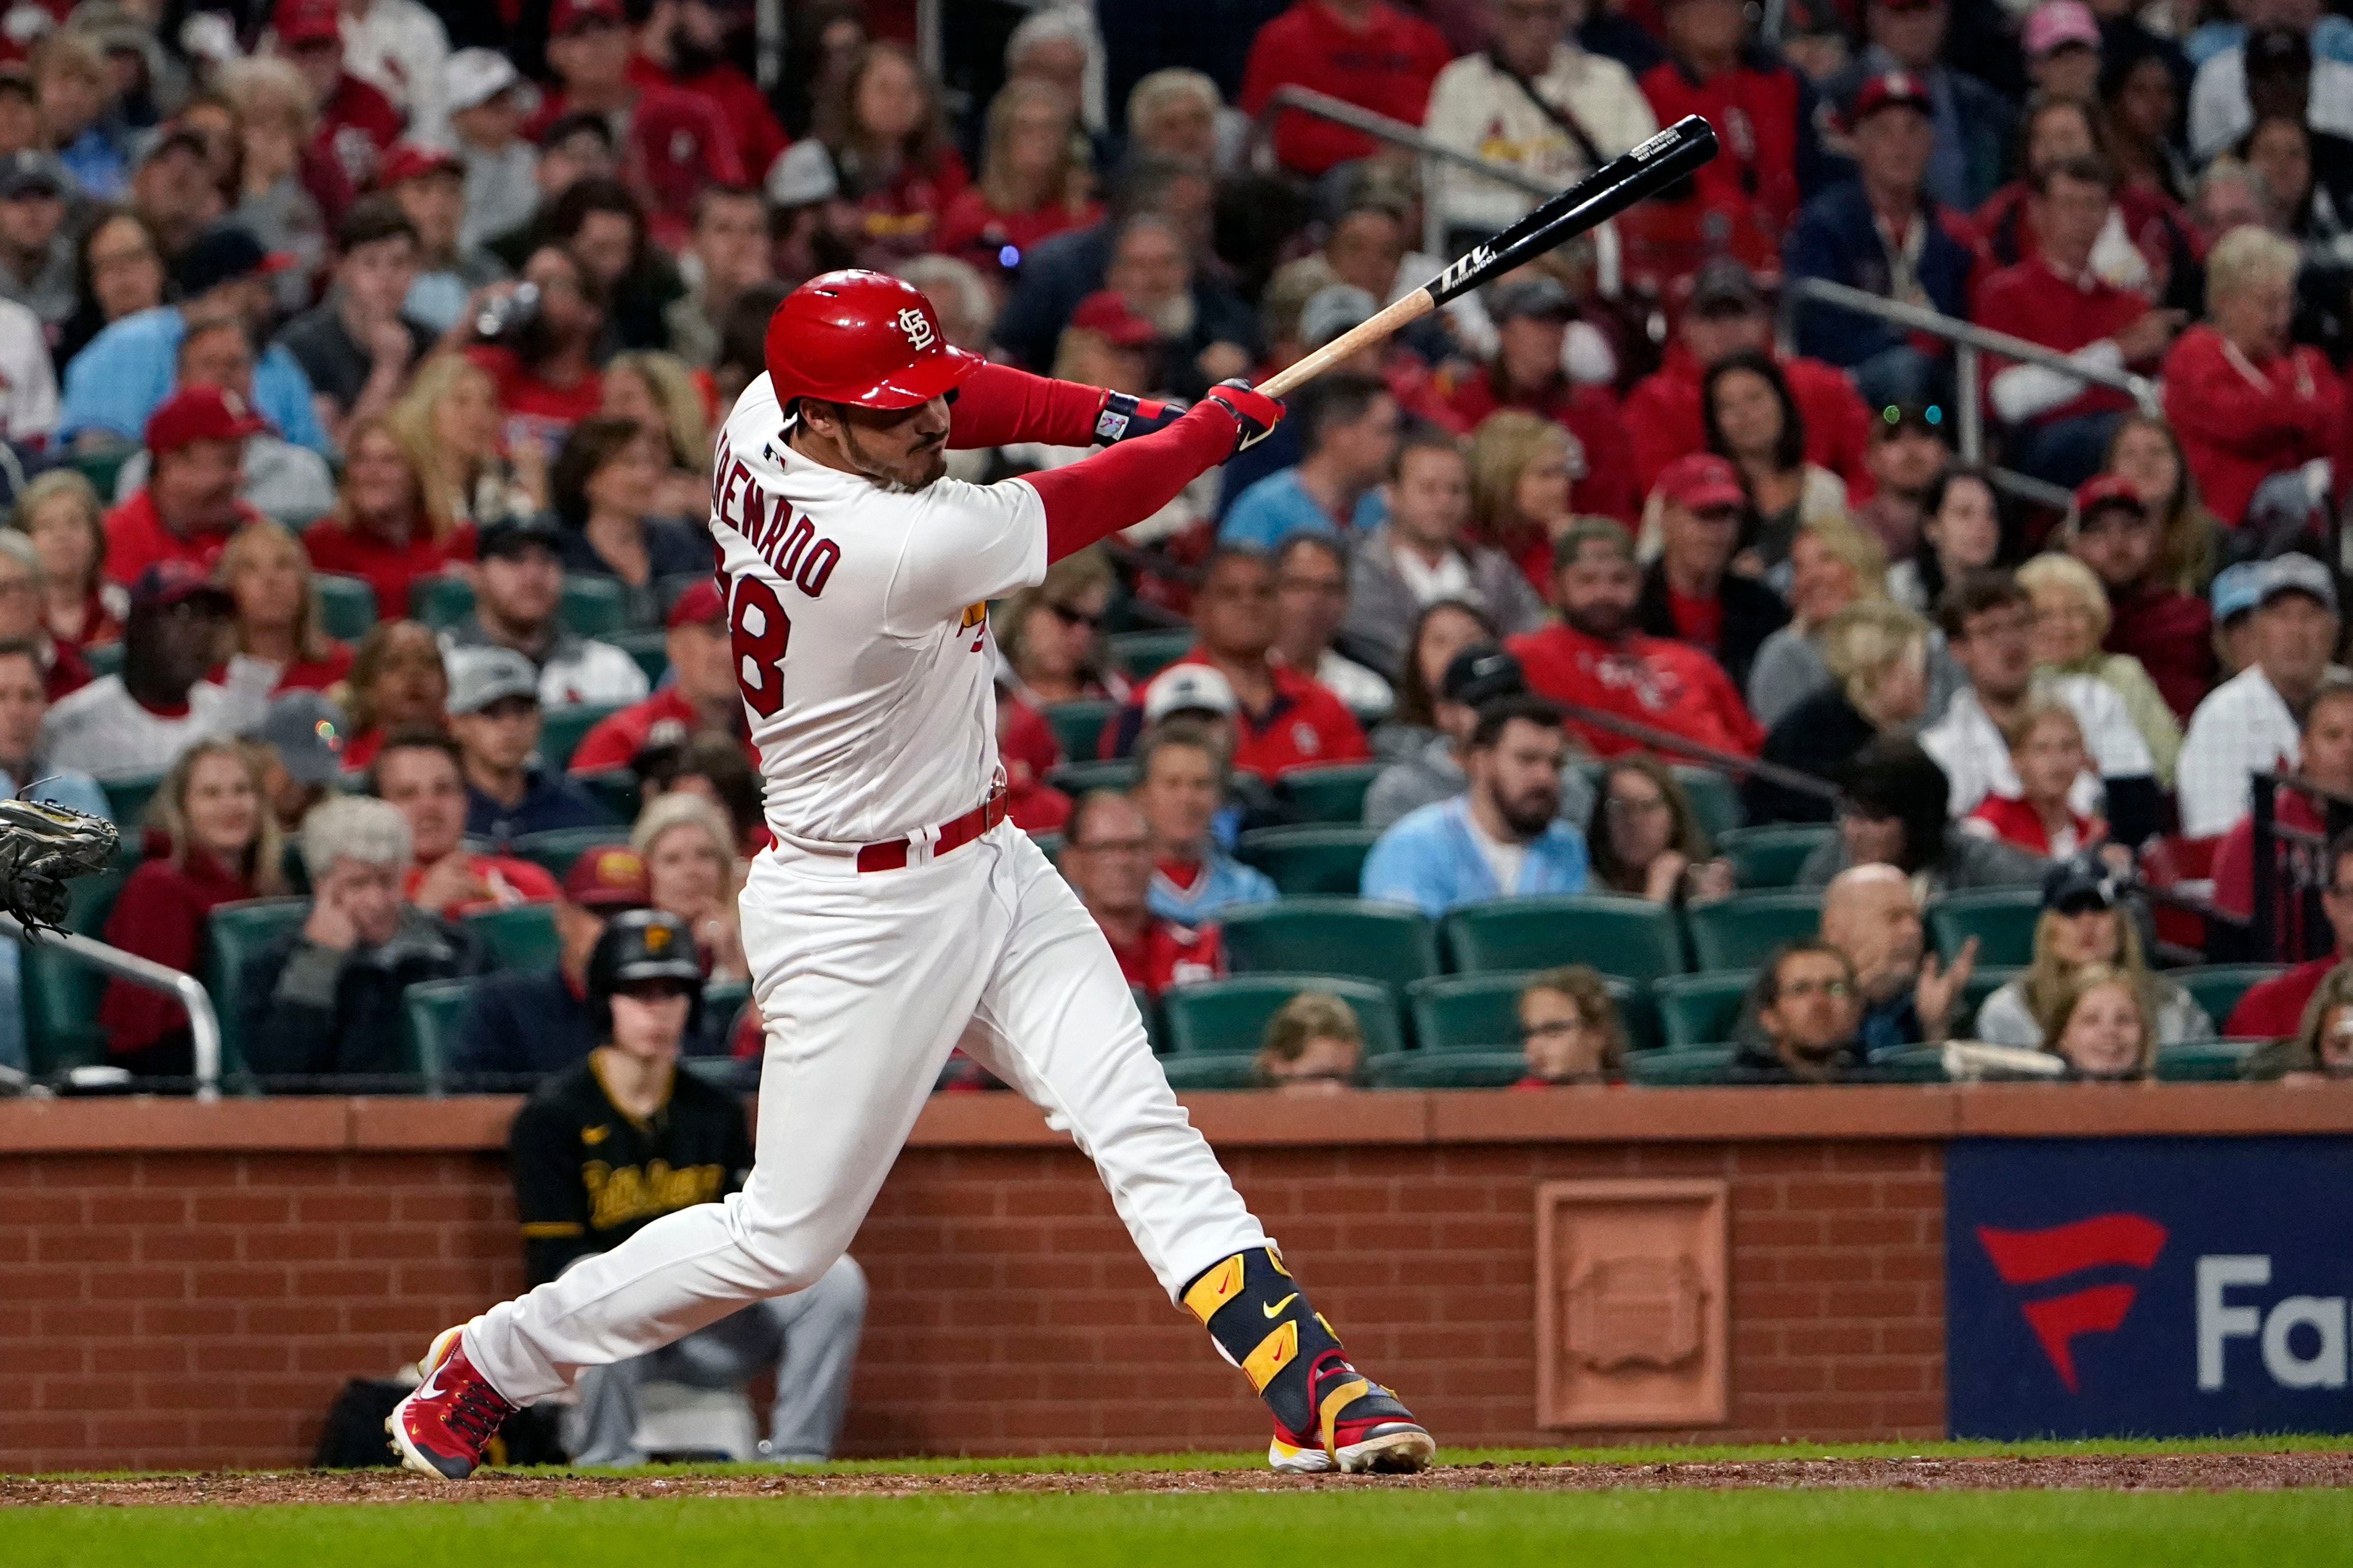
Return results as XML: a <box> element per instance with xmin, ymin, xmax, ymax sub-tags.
<box><xmin>1182</xmin><ymin>1246</ymin><xmax>1341</xmax><ymax>1438</ymax></box>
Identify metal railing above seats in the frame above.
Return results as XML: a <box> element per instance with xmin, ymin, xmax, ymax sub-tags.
<box><xmin>2</xmin><ymin>913</ymin><xmax>221</xmax><ymax>1100</ymax></box>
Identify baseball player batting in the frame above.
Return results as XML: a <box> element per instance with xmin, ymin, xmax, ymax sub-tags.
<box><xmin>388</xmin><ymin>269</ymin><xmax>1436</xmax><ymax>1478</ymax></box>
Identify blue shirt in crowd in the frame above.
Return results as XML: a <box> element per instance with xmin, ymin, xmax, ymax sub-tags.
<box><xmin>465</xmin><ymin>765</ymin><xmax>610</xmax><ymax>846</ymax></box>
<box><xmin>0</xmin><ymin>765</ymin><xmax>113</xmax><ymax>1075</ymax></box>
<box><xmin>1147</xmin><ymin>850</ymin><xmax>1277</xmax><ymax>926</ymax></box>
<box><xmin>1217</xmin><ymin>468</ymin><xmax>1387</xmax><ymax>552</ymax></box>
<box><xmin>1359</xmin><ymin>795</ymin><xmax>1590</xmax><ymax>918</ymax></box>
<box><xmin>61</xmin><ymin>307</ymin><xmax>331</xmax><ymax>454</ymax></box>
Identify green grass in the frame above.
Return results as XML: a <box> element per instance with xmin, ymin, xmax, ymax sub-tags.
<box><xmin>9</xmin><ymin>1489</ymin><xmax>2353</xmax><ymax>1568</ymax></box>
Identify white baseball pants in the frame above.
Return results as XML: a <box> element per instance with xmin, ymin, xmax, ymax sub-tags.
<box><xmin>463</xmin><ymin>822</ymin><xmax>1269</xmax><ymax>1406</ymax></box>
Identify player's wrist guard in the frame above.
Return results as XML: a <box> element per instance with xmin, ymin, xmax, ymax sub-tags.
<box><xmin>1202</xmin><ymin>379</ymin><xmax>1283</xmax><ymax>456</ymax></box>
<box><xmin>1093</xmin><ymin>391</ymin><xmax>1183</xmax><ymax>445</ymax></box>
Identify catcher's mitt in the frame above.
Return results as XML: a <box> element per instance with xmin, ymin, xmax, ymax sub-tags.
<box><xmin>0</xmin><ymin>795</ymin><xmax>120</xmax><ymax>937</ymax></box>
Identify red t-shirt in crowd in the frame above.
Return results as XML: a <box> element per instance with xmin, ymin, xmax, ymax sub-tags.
<box><xmin>100</xmin><ymin>849</ymin><xmax>258</xmax><ymax>1057</ymax></box>
<box><xmin>1967</xmin><ymin>181</ymin><xmax>2190</xmax><ymax>300</ymax></box>
<box><xmin>1443</xmin><ymin>369</ymin><xmax>1637</xmax><ymax>522</ymax></box>
<box><xmin>1508</xmin><ymin>621</ymin><xmax>1764</xmax><ymax>759</ymax></box>
<box><xmin>99</xmin><ymin>490</ymin><xmax>264</xmax><ymax>586</ymax></box>
<box><xmin>316</xmin><ymin>72</ymin><xmax>403</xmax><ymax>195</ymax></box>
<box><xmin>629</xmin><ymin>54</ymin><xmax>788</xmax><ymax>182</ymax></box>
<box><xmin>1965</xmin><ymin>793</ymin><xmax>2103</xmax><ymax>859</ymax></box>
<box><xmin>846</xmin><ymin>150</ymin><xmax>970</xmax><ymax>261</ymax></box>
<box><xmin>2160</xmin><ymin>324</ymin><xmax>2348</xmax><ymax>527</ymax></box>
<box><xmin>1240</xmin><ymin>0</ymin><xmax>1453</xmax><ymax>176</ymax></box>
<box><xmin>465</xmin><ymin>345</ymin><xmax>604</xmax><ymax>461</ymax></box>
<box><xmin>42</xmin><ymin>639</ymin><xmax>89</xmax><ymax>703</ymax></box>
<box><xmin>2104</xmin><ymin>582</ymin><xmax>2214</xmax><ymax>722</ymax></box>
<box><xmin>1633</xmin><ymin>59</ymin><xmax>1803</xmax><ymax>280</ymax></box>
<box><xmin>526</xmin><ymin>83</ymin><xmax>747</xmax><ymax>241</ymax></box>
<box><xmin>2208</xmin><ymin>787</ymin><xmax>2323</xmax><ymax>923</ymax></box>
<box><xmin>1105</xmin><ymin>917</ymin><xmax>1226</xmax><ymax>999</ymax></box>
<box><xmin>1161</xmin><ymin>651</ymin><xmax>1370</xmax><ymax>779</ymax></box>
<box><xmin>568</xmin><ymin>686</ymin><xmax>761</xmax><ymax>774</ymax></box>
<box><xmin>1972</xmin><ymin>258</ymin><xmax>2149</xmax><ymax>425</ymax></box>
<box><xmin>1665</xmin><ymin>587</ymin><xmax>1723</xmax><ymax>652</ymax></box>
<box><xmin>302</xmin><ymin>519</ymin><xmax>474</xmax><ymax>621</ymax></box>
<box><xmin>1622</xmin><ymin>344</ymin><xmax>1873</xmax><ymax>499</ymax></box>
<box><xmin>208</xmin><ymin>641</ymin><xmax>354</xmax><ymax>695</ymax></box>
<box><xmin>402</xmin><ymin>852</ymin><xmax>559</xmax><ymax>920</ymax></box>
<box><xmin>2226</xmin><ymin>955</ymin><xmax>2337</xmax><ymax>1040</ymax></box>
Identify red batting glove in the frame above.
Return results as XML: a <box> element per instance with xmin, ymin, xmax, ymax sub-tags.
<box><xmin>1200</xmin><ymin>379</ymin><xmax>1284</xmax><ymax>456</ymax></box>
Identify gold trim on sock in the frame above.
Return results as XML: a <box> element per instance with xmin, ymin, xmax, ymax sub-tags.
<box><xmin>1318</xmin><ymin>1376</ymin><xmax>1371</xmax><ymax>1455</ymax></box>
<box><xmin>1241</xmin><ymin>1320</ymin><xmax>1299</xmax><ymax>1392</ymax></box>
<box><xmin>1183</xmin><ymin>1254</ymin><xmax>1246</xmax><ymax>1325</ymax></box>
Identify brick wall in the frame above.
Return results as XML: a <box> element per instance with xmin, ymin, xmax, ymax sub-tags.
<box><xmin>6</xmin><ymin>1084</ymin><xmax>2347</xmax><ymax>1473</ymax></box>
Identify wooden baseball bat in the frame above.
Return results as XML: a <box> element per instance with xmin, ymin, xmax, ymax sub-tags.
<box><xmin>1255</xmin><ymin>115</ymin><xmax>1720</xmax><ymax>401</ymax></box>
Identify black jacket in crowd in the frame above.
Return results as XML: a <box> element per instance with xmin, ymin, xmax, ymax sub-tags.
<box><xmin>1635</xmin><ymin>559</ymin><xmax>1790</xmax><ymax>701</ymax></box>
<box><xmin>239</xmin><ymin>909</ymin><xmax>492</xmax><ymax>1087</ymax></box>
<box><xmin>1743</xmin><ymin>684</ymin><xmax>1877</xmax><ymax>826</ymax></box>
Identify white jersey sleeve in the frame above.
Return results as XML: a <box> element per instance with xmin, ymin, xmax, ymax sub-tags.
<box><xmin>879</xmin><ymin>475</ymin><xmax>1047</xmax><ymax>638</ymax></box>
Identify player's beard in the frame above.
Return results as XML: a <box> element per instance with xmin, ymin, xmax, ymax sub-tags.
<box><xmin>839</xmin><ymin>420</ymin><xmax>949</xmax><ymax>493</ymax></box>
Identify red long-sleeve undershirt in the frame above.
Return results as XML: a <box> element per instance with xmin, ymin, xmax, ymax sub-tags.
<box><xmin>946</xmin><ymin>360</ymin><xmax>1110</xmax><ymax>450</ymax></box>
<box><xmin>1028</xmin><ymin>403</ymin><xmax>1237</xmax><ymax>563</ymax></box>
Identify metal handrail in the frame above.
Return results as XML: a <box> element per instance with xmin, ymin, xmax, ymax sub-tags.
<box><xmin>2</xmin><ymin>913</ymin><xmax>220</xmax><ymax>1101</ymax></box>
<box><xmin>1258</xmin><ymin>86</ymin><xmax>1561</xmax><ymax>200</ymax></box>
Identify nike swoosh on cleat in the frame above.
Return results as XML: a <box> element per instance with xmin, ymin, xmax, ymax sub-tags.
<box><xmin>1263</xmin><ymin>1293</ymin><xmax>1297</xmax><ymax>1318</ymax></box>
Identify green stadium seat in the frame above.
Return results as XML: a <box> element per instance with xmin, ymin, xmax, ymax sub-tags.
<box><xmin>560</xmin><ymin>577</ymin><xmax>628</xmax><ymax>637</ymax></box>
<box><xmin>203</xmin><ymin>897</ymin><xmax>313</xmax><ymax>1081</ymax></box>
<box><xmin>1872</xmin><ymin>1047</ymin><xmax>1952</xmax><ymax>1082</ymax></box>
<box><xmin>1441</xmin><ymin>894</ymin><xmax>1686</xmax><ymax>984</ymax></box>
<box><xmin>1625</xmin><ymin>1044</ymin><xmax>1736</xmax><ymax>1085</ymax></box>
<box><xmin>1277</xmin><ymin>762</ymin><xmax>1385</xmax><ymax>824</ymax></box>
<box><xmin>1107</xmin><ymin>628</ymin><xmax>1193</xmax><ymax>680</ymax></box>
<box><xmin>1030</xmin><ymin>830</ymin><xmax>1065</xmax><ymax>861</ymax></box>
<box><xmin>1235</xmin><ymin>826</ymin><xmax>1381</xmax><ymax>897</ymax></box>
<box><xmin>411</xmin><ymin>575</ymin><xmax>475</xmax><ymax>629</ymax></box>
<box><xmin>2170</xmin><ymin>966</ymin><xmax>2284</xmax><ymax>1029</ymax></box>
<box><xmin>702</xmin><ymin>978</ymin><xmax>752</xmax><ymax>1043</ymax></box>
<box><xmin>1716</xmin><ymin>824</ymin><xmax>1833</xmax><ymax>890</ymax></box>
<box><xmin>465</xmin><ymin>904</ymin><xmax>559</xmax><ymax>970</ymax></box>
<box><xmin>1402</xmin><ymin>970</ymin><xmax>1654</xmax><ymax>1054</ymax></box>
<box><xmin>1672</xmin><ymin>765</ymin><xmax>1743</xmax><ymax>839</ymax></box>
<box><xmin>1130</xmin><ymin>983</ymin><xmax>1158</xmax><ymax>1053</ymax></box>
<box><xmin>607</xmin><ymin>628</ymin><xmax>671</xmax><ymax>687</ymax></box>
<box><xmin>1042</xmin><ymin>699</ymin><xmax>1118</xmax><ymax>763</ymax></box>
<box><xmin>100</xmin><ymin>772</ymin><xmax>165</xmax><ymax>828</ymax></box>
<box><xmin>1158</xmin><ymin>975</ymin><xmax>1402</xmax><ymax>1057</ymax></box>
<box><xmin>70</xmin><ymin>445</ymin><xmax>133</xmax><ymax>500</ymax></box>
<box><xmin>1364</xmin><ymin>1050</ymin><xmax>1529</xmax><ymax>1088</ymax></box>
<box><xmin>84</xmin><ymin>642</ymin><xmax>122</xmax><ymax>679</ymax></box>
<box><xmin>1926</xmin><ymin>889</ymin><xmax>2042</xmax><ymax>968</ymax></box>
<box><xmin>401</xmin><ymin>978</ymin><xmax>473</xmax><ymax>1092</ymax></box>
<box><xmin>1046</xmin><ymin>759</ymin><xmax>1137</xmax><ymax>796</ymax></box>
<box><xmin>2154</xmin><ymin>1039</ymin><xmax>2263</xmax><ymax>1082</ymax></box>
<box><xmin>1653</xmin><ymin>971</ymin><xmax>1756</xmax><ymax>1050</ymax></box>
<box><xmin>511</xmin><ymin>826</ymin><xmax>633</xmax><ymax>879</ymax></box>
<box><xmin>538</xmin><ymin>704</ymin><xmax>626</xmax><ymax>771</ymax></box>
<box><xmin>1159</xmin><ymin>1054</ymin><xmax>1265</xmax><ymax>1090</ymax></box>
<box><xmin>18</xmin><ymin>868</ymin><xmax>125</xmax><ymax>1074</ymax></box>
<box><xmin>575</xmin><ymin>769</ymin><xmax>642</xmax><ymax>822</ymax></box>
<box><xmin>1684</xmin><ymin>892</ymin><xmax>1822</xmax><ymax>972</ymax></box>
<box><xmin>1216</xmin><ymin>899</ymin><xmax>1438</xmax><ymax>989</ymax></box>
<box><xmin>312</xmin><ymin>573</ymin><xmax>377</xmax><ymax>642</ymax></box>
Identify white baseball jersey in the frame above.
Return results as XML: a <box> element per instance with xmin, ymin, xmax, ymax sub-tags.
<box><xmin>708</xmin><ymin>372</ymin><xmax>1051</xmax><ymax>847</ymax></box>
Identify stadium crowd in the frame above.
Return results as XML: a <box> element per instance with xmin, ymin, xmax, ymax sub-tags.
<box><xmin>4</xmin><ymin>0</ymin><xmax>2353</xmax><ymax>1101</ymax></box>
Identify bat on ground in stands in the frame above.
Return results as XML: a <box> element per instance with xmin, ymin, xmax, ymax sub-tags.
<box><xmin>1254</xmin><ymin>114</ymin><xmax>1720</xmax><ymax>401</ymax></box>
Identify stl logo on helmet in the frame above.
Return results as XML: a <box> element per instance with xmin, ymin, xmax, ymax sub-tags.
<box><xmin>895</xmin><ymin>306</ymin><xmax>938</xmax><ymax>353</ymax></box>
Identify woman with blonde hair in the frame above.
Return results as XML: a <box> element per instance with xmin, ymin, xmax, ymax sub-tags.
<box><xmin>1255</xmin><ymin>991</ymin><xmax>1363</xmax><ymax>1093</ymax></box>
<box><xmin>10</xmin><ymin>468</ymin><xmax>120</xmax><ymax>649</ymax></box>
<box><xmin>1745</xmin><ymin>599</ymin><xmax>1930</xmax><ymax>823</ymax></box>
<box><xmin>217</xmin><ymin>520</ymin><xmax>351</xmax><ymax>692</ymax></box>
<box><xmin>1975</xmin><ymin>857</ymin><xmax>2210</xmax><ymax>1052</ymax></box>
<box><xmin>214</xmin><ymin>52</ymin><xmax>326</xmax><ymax>307</ymax></box>
<box><xmin>301</xmin><ymin>415</ymin><xmax>464</xmax><ymax>621</ymax></box>
<box><xmin>2244</xmin><ymin>964</ymin><xmax>2353</xmax><ymax>1079</ymax></box>
<box><xmin>2016</xmin><ymin>550</ymin><xmax>2180</xmax><ymax>783</ymax></box>
<box><xmin>386</xmin><ymin>353</ymin><xmax>540</xmax><ymax>532</ymax></box>
<box><xmin>632</xmin><ymin>791</ymin><xmax>748</xmax><ymax>983</ymax></box>
<box><xmin>1515</xmin><ymin>965</ymin><xmax>1628</xmax><ymax>1084</ymax></box>
<box><xmin>935</xmin><ymin>78</ymin><xmax>1100</xmax><ymax>279</ymax></box>
<box><xmin>1466</xmin><ymin>411</ymin><xmax>1578</xmax><ymax>594</ymax></box>
<box><xmin>2102</xmin><ymin>414</ymin><xmax>2217</xmax><ymax>596</ymax></box>
<box><xmin>2043</xmin><ymin>963</ymin><xmax>2157</xmax><ymax>1081</ymax></box>
<box><xmin>601</xmin><ymin>351</ymin><xmax>713</xmax><ymax>518</ymax></box>
<box><xmin>997</xmin><ymin>547</ymin><xmax>1128</xmax><ymax>708</ymax></box>
<box><xmin>1746</xmin><ymin>515</ymin><xmax>1891</xmax><ymax>726</ymax></box>
<box><xmin>98</xmin><ymin>737</ymin><xmax>286</xmax><ymax>1079</ymax></box>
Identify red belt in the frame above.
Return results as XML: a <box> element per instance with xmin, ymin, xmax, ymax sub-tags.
<box><xmin>855</xmin><ymin>789</ymin><xmax>1009</xmax><ymax>873</ymax></box>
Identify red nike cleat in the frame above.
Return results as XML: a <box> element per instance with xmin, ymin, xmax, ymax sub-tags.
<box><xmin>1267</xmin><ymin>1350</ymin><xmax>1435</xmax><ymax>1475</ymax></box>
<box><xmin>386</xmin><ymin>1326</ymin><xmax>517</xmax><ymax>1480</ymax></box>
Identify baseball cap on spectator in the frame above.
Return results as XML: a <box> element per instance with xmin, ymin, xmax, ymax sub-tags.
<box><xmin>144</xmin><ymin>385</ymin><xmax>266</xmax><ymax>454</ymax></box>
<box><xmin>666</xmin><ymin>578</ymin><xmax>726</xmax><ymax>629</ymax></box>
<box><xmin>766</xmin><ymin>139</ymin><xmax>839</xmax><ymax>207</ymax></box>
<box><xmin>135</xmin><ymin>125</ymin><xmax>211</xmax><ymax>170</ymax></box>
<box><xmin>446</xmin><ymin>47</ymin><xmax>521</xmax><ymax>114</ymax></box>
<box><xmin>1488</xmin><ymin>276</ymin><xmax>1574</xmax><ymax>324</ymax></box>
<box><xmin>0</xmin><ymin>151</ymin><xmax>66</xmax><ymax>200</ymax></box>
<box><xmin>551</xmin><ymin>0</ymin><xmax>626</xmax><ymax>34</ymax></box>
<box><xmin>252</xmin><ymin>690</ymin><xmax>349</xmax><ymax>786</ymax></box>
<box><xmin>1846</xmin><ymin>71</ymin><xmax>1933</xmax><ymax>128</ymax></box>
<box><xmin>129</xmin><ymin>560</ymin><xmax>234</xmax><ymax>614</ymax></box>
<box><xmin>75</xmin><ymin>0</ymin><xmax>156</xmax><ymax>53</ymax></box>
<box><xmin>2041</xmin><ymin>852</ymin><xmax>2123</xmax><ymax>915</ymax></box>
<box><xmin>477</xmin><ymin>514</ymin><xmax>566</xmax><ymax>560</ymax></box>
<box><xmin>1144</xmin><ymin>663</ymin><xmax>1238</xmax><ymax>723</ymax></box>
<box><xmin>1653</xmin><ymin>452</ymin><xmax>1746</xmax><ymax>514</ymax></box>
<box><xmin>378</xmin><ymin>143</ymin><xmax>461</xmax><ymax>189</ymax></box>
<box><xmin>1687</xmin><ymin>258</ymin><xmax>1765</xmax><ymax>317</ymax></box>
<box><xmin>446</xmin><ymin>647</ymin><xmax>543</xmax><ymax>716</ymax></box>
<box><xmin>274</xmin><ymin>0</ymin><xmax>342</xmax><ymax>44</ymax></box>
<box><xmin>2071</xmin><ymin>473</ymin><xmax>2142</xmax><ymax>526</ymax></box>
<box><xmin>1440</xmin><ymin>644</ymin><xmax>1526</xmax><ymax>709</ymax></box>
<box><xmin>175</xmin><ymin>226</ymin><xmax>289</xmax><ymax>297</ymax></box>
<box><xmin>1300</xmin><ymin>284</ymin><xmax>1377</xmax><ymax>351</ymax></box>
<box><xmin>563</xmin><ymin>845</ymin><xmax>652</xmax><ymax>912</ymax></box>
<box><xmin>2209</xmin><ymin>562</ymin><xmax>2265</xmax><ymax>624</ymax></box>
<box><xmin>1070</xmin><ymin>289</ymin><xmax>1158</xmax><ymax>349</ymax></box>
<box><xmin>2022</xmin><ymin>0</ymin><xmax>2099</xmax><ymax>56</ymax></box>
<box><xmin>2259</xmin><ymin>554</ymin><xmax>2338</xmax><ymax>615</ymax></box>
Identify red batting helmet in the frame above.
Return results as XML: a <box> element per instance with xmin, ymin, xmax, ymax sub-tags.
<box><xmin>764</xmin><ymin>269</ymin><xmax>981</xmax><ymax>411</ymax></box>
